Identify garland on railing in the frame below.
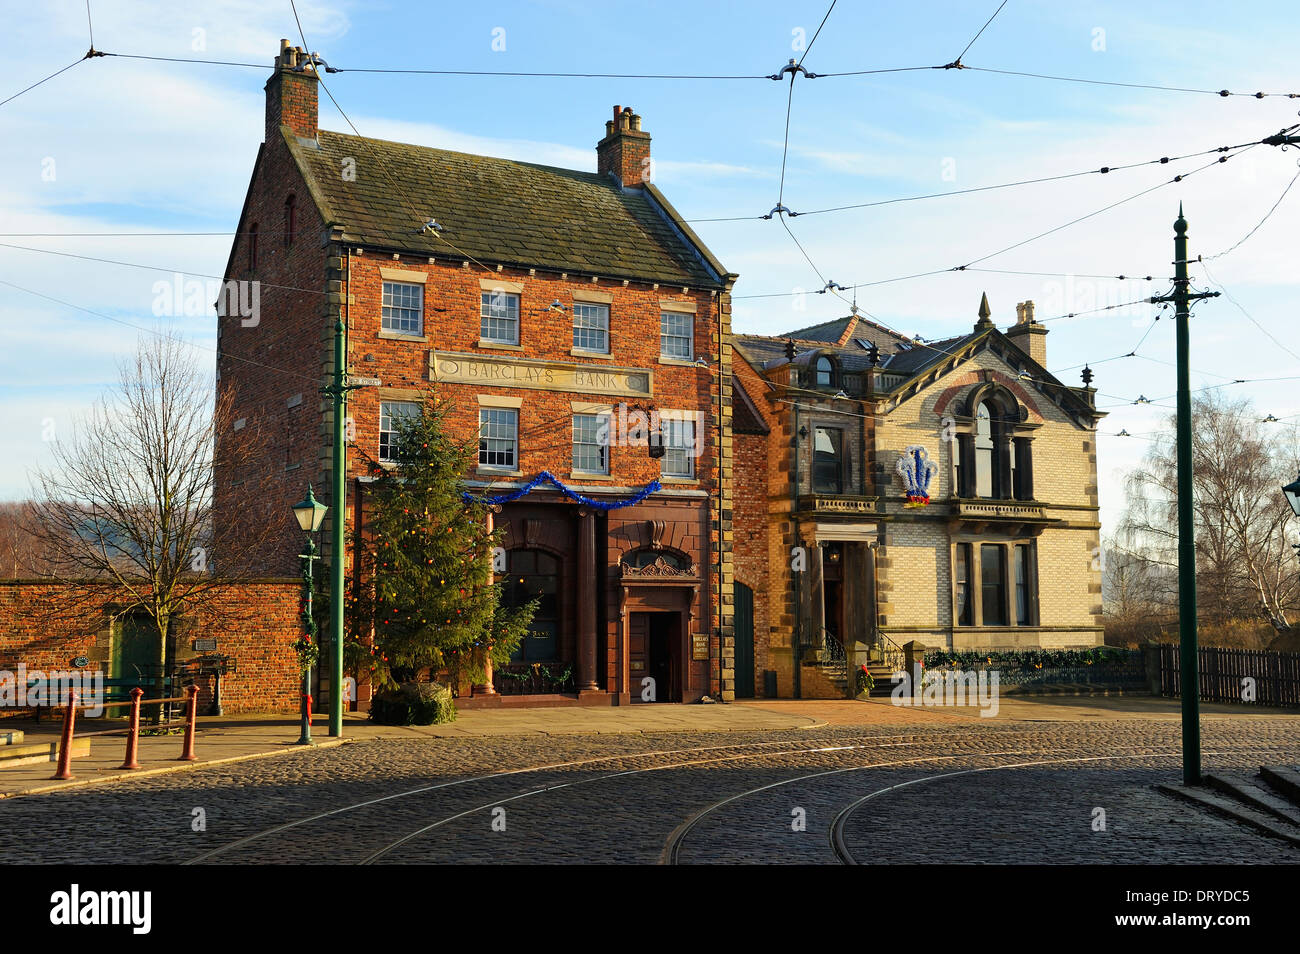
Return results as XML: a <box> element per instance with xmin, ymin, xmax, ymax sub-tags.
<box><xmin>924</xmin><ymin>647</ymin><xmax>1139</xmax><ymax>672</ymax></box>
<box><xmin>462</xmin><ymin>471</ymin><xmax>662</xmax><ymax>511</ymax></box>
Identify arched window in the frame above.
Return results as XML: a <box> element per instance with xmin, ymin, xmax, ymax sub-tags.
<box><xmin>284</xmin><ymin>194</ymin><xmax>296</xmax><ymax>247</ymax></box>
<box><xmin>248</xmin><ymin>223</ymin><xmax>258</xmax><ymax>270</ymax></box>
<box><xmin>503</xmin><ymin>549</ymin><xmax>559</xmax><ymax>662</ymax></box>
<box><xmin>955</xmin><ymin>390</ymin><xmax>1032</xmax><ymax>501</ymax></box>
<box><xmin>815</xmin><ymin>356</ymin><xmax>834</xmax><ymax>387</ymax></box>
<box><xmin>975</xmin><ymin>401</ymin><xmax>994</xmax><ymax>498</ymax></box>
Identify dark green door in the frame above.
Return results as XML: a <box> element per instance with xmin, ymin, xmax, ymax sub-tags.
<box><xmin>114</xmin><ymin>615</ymin><xmax>160</xmax><ymax>689</ymax></box>
<box><xmin>734</xmin><ymin>583</ymin><xmax>755</xmax><ymax>698</ymax></box>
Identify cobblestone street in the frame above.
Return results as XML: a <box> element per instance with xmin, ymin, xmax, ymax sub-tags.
<box><xmin>3</xmin><ymin>715</ymin><xmax>1297</xmax><ymax>865</ymax></box>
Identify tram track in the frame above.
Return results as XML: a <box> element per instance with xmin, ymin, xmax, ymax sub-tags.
<box><xmin>186</xmin><ymin>729</ymin><xmax>992</xmax><ymax>864</ymax></box>
<box><xmin>185</xmin><ymin>729</ymin><xmax>1300</xmax><ymax>866</ymax></box>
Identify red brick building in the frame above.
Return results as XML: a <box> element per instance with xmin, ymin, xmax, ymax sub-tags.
<box><xmin>215</xmin><ymin>43</ymin><xmax>738</xmax><ymax>707</ymax></box>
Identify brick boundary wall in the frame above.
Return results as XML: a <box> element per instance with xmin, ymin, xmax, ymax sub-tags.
<box><xmin>0</xmin><ymin>579</ymin><xmax>302</xmax><ymax>715</ymax></box>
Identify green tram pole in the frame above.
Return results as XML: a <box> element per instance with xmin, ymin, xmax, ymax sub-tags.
<box><xmin>1152</xmin><ymin>205</ymin><xmax>1219</xmax><ymax>785</ymax></box>
<box><xmin>329</xmin><ymin>317</ymin><xmax>346</xmax><ymax>738</ymax></box>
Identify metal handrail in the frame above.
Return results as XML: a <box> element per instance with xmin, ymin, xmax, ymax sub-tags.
<box><xmin>812</xmin><ymin>626</ymin><xmax>850</xmax><ymax>695</ymax></box>
<box><xmin>874</xmin><ymin>629</ymin><xmax>908</xmax><ymax>673</ymax></box>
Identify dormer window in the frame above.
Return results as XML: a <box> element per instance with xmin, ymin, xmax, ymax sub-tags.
<box><xmin>815</xmin><ymin>356</ymin><xmax>835</xmax><ymax>388</ymax></box>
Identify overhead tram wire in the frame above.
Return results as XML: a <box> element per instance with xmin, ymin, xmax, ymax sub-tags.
<box><xmin>98</xmin><ymin>50</ymin><xmax>770</xmax><ymax>80</ymax></box>
<box><xmin>0</xmin><ymin>274</ymin><xmax>321</xmax><ymax>387</ymax></box>
<box><xmin>1203</xmin><ymin>164</ymin><xmax>1300</xmax><ymax>261</ymax></box>
<box><xmin>1199</xmin><ymin>259</ymin><xmax>1300</xmax><ymax>363</ymax></box>
<box><xmin>952</xmin><ymin>0</ymin><xmax>1010</xmax><ymax>66</ymax></box>
<box><xmin>687</xmin><ymin>136</ymin><xmax>1275</xmax><ymax>223</ymax></box>
<box><xmin>0</xmin><ymin>241</ymin><xmax>332</xmax><ymax>298</ymax></box>
<box><xmin>92</xmin><ymin>49</ymin><xmax>1300</xmax><ymax>98</ymax></box>
<box><xmin>0</xmin><ymin>56</ymin><xmax>86</xmax><ymax>109</ymax></box>
<box><xmin>745</xmin><ymin>150</ymin><xmax>1243</xmax><ymax>311</ymax></box>
<box><xmin>954</xmin><ymin>65</ymin><xmax>1299</xmax><ymax>99</ymax></box>
<box><xmin>798</xmin><ymin>0</ymin><xmax>837</xmax><ymax>69</ymax></box>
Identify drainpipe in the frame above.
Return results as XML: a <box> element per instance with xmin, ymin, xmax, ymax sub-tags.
<box><xmin>716</xmin><ymin>293</ymin><xmax>725</xmax><ymax>702</ymax></box>
<box><xmin>791</xmin><ymin>384</ymin><xmax>802</xmax><ymax>700</ymax></box>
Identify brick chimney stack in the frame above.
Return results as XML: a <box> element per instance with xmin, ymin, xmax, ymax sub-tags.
<box><xmin>597</xmin><ymin>105</ymin><xmax>651</xmax><ymax>187</ymax></box>
<box><xmin>265</xmin><ymin>39</ymin><xmax>319</xmax><ymax>144</ymax></box>
<box><xmin>1006</xmin><ymin>298</ymin><xmax>1048</xmax><ymax>366</ymax></box>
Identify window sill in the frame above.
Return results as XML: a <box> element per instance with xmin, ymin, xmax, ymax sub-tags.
<box><xmin>657</xmin><ymin>355</ymin><xmax>697</xmax><ymax>367</ymax></box>
<box><xmin>659</xmin><ymin>476</ymin><xmax>699</xmax><ymax>484</ymax></box>
<box><xmin>570</xmin><ymin>348</ymin><xmax>613</xmax><ymax>360</ymax></box>
<box><xmin>570</xmin><ymin>472</ymin><xmax>614</xmax><ymax>481</ymax></box>
<box><xmin>378</xmin><ymin>330</ymin><xmax>427</xmax><ymax>342</ymax></box>
<box><xmin>476</xmin><ymin>467</ymin><xmax>522</xmax><ymax>478</ymax></box>
<box><xmin>477</xmin><ymin>340</ymin><xmax>523</xmax><ymax>351</ymax></box>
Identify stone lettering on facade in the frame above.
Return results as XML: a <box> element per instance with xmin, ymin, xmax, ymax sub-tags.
<box><xmin>430</xmin><ymin>352</ymin><xmax>652</xmax><ymax>397</ymax></box>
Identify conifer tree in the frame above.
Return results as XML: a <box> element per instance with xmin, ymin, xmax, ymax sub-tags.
<box><xmin>348</xmin><ymin>400</ymin><xmax>532</xmax><ymax>688</ymax></box>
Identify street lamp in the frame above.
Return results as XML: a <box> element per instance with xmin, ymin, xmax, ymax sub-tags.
<box><xmin>1283</xmin><ymin>472</ymin><xmax>1300</xmax><ymax>518</ymax></box>
<box><xmin>291</xmin><ymin>485</ymin><xmax>328</xmax><ymax>745</ymax></box>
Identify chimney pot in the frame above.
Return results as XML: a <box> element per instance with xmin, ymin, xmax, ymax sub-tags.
<box><xmin>1024</xmin><ymin>300</ymin><xmax>1035</xmax><ymax>322</ymax></box>
<box><xmin>266</xmin><ymin>40</ymin><xmax>318</xmax><ymax>143</ymax></box>
<box><xmin>596</xmin><ymin>104</ymin><xmax>651</xmax><ymax>188</ymax></box>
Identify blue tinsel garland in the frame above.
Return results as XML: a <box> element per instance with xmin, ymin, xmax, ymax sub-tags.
<box><xmin>462</xmin><ymin>471</ymin><xmax>662</xmax><ymax>511</ymax></box>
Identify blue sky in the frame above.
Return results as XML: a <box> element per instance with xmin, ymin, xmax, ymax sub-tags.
<box><xmin>2</xmin><ymin>0</ymin><xmax>1299</xmax><ymax>532</ymax></box>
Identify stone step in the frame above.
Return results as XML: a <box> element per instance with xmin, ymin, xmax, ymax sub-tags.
<box><xmin>1156</xmin><ymin>782</ymin><xmax>1300</xmax><ymax>847</ymax></box>
<box><xmin>0</xmin><ymin>737</ymin><xmax>91</xmax><ymax>769</ymax></box>
<box><xmin>1205</xmin><ymin>774</ymin><xmax>1300</xmax><ymax>828</ymax></box>
<box><xmin>0</xmin><ymin>729</ymin><xmax>25</xmax><ymax>747</ymax></box>
<box><xmin>1259</xmin><ymin>765</ymin><xmax>1300</xmax><ymax>804</ymax></box>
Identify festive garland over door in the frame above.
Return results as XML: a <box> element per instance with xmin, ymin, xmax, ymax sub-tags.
<box><xmin>462</xmin><ymin>471</ymin><xmax>662</xmax><ymax>511</ymax></box>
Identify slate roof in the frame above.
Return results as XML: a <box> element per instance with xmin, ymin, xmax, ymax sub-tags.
<box><xmin>285</xmin><ymin>130</ymin><xmax>725</xmax><ymax>288</ymax></box>
<box><xmin>780</xmin><ymin>315</ymin><xmax>910</xmax><ymax>350</ymax></box>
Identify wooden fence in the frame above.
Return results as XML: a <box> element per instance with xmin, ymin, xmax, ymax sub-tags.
<box><xmin>1156</xmin><ymin>644</ymin><xmax>1300</xmax><ymax>707</ymax></box>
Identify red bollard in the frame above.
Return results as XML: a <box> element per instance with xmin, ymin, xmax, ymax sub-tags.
<box><xmin>120</xmin><ymin>687</ymin><xmax>143</xmax><ymax>770</ymax></box>
<box><xmin>52</xmin><ymin>688</ymin><xmax>78</xmax><ymax>781</ymax></box>
<box><xmin>178</xmin><ymin>683</ymin><xmax>199</xmax><ymax>761</ymax></box>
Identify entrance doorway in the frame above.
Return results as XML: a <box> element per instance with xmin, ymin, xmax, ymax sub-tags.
<box><xmin>734</xmin><ymin>583</ymin><xmax>755</xmax><ymax>698</ymax></box>
<box><xmin>629</xmin><ymin>611</ymin><xmax>680</xmax><ymax>702</ymax></box>
<box><xmin>113</xmin><ymin>614</ymin><xmax>161</xmax><ymax>688</ymax></box>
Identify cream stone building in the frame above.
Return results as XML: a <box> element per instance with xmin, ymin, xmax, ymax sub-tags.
<box><xmin>730</xmin><ymin>294</ymin><xmax>1106</xmax><ymax>698</ymax></box>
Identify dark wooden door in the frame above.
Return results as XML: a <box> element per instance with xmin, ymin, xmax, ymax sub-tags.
<box><xmin>629</xmin><ymin>613</ymin><xmax>650</xmax><ymax>700</ymax></box>
<box><xmin>734</xmin><ymin>583</ymin><xmax>755</xmax><ymax>698</ymax></box>
<box><xmin>114</xmin><ymin>615</ymin><xmax>159</xmax><ymax>688</ymax></box>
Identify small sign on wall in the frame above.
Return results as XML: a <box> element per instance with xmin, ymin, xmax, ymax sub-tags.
<box><xmin>692</xmin><ymin>633</ymin><xmax>710</xmax><ymax>661</ymax></box>
<box><xmin>192</xmin><ymin>638</ymin><xmax>218</xmax><ymax>652</ymax></box>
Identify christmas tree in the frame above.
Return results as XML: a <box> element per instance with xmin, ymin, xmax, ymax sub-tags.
<box><xmin>348</xmin><ymin>399</ymin><xmax>533</xmax><ymax>689</ymax></box>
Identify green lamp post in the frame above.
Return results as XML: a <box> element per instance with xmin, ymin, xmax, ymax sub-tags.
<box><xmin>1284</xmin><ymin>473</ymin><xmax>1300</xmax><ymax>567</ymax></box>
<box><xmin>291</xmin><ymin>485</ymin><xmax>328</xmax><ymax>745</ymax></box>
<box><xmin>1283</xmin><ymin>473</ymin><xmax>1300</xmax><ymax>519</ymax></box>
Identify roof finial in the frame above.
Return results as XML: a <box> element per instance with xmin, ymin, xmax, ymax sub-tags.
<box><xmin>975</xmin><ymin>291</ymin><xmax>994</xmax><ymax>330</ymax></box>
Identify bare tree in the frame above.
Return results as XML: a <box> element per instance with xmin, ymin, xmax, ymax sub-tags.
<box><xmin>1117</xmin><ymin>393</ymin><xmax>1300</xmax><ymax>633</ymax></box>
<box><xmin>0</xmin><ymin>501</ymin><xmax>52</xmax><ymax>578</ymax></box>
<box><xmin>29</xmin><ymin>332</ymin><xmax>280</xmax><ymax>677</ymax></box>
